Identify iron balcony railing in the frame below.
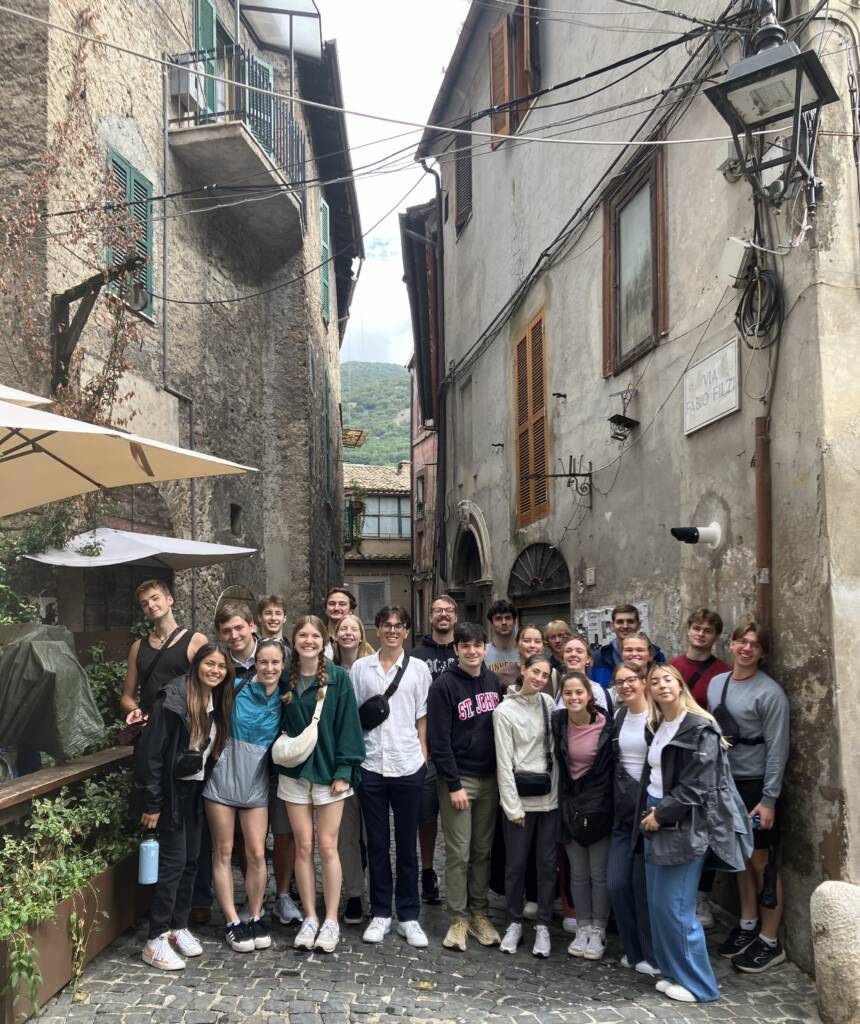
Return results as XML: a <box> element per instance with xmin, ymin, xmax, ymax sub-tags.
<box><xmin>169</xmin><ymin>44</ymin><xmax>307</xmax><ymax>224</ymax></box>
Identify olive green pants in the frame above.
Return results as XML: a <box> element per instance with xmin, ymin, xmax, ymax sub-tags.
<box><xmin>437</xmin><ymin>774</ymin><xmax>499</xmax><ymax>921</ymax></box>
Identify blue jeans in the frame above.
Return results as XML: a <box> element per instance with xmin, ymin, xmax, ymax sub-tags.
<box><xmin>358</xmin><ymin>765</ymin><xmax>426</xmax><ymax>921</ymax></box>
<box><xmin>644</xmin><ymin>799</ymin><xmax>719</xmax><ymax>1002</ymax></box>
<box><xmin>607</xmin><ymin>823</ymin><xmax>654</xmax><ymax>966</ymax></box>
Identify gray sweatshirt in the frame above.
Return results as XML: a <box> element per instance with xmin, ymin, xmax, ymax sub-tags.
<box><xmin>493</xmin><ymin>689</ymin><xmax>558</xmax><ymax>821</ymax></box>
<box><xmin>707</xmin><ymin>669</ymin><xmax>790</xmax><ymax>808</ymax></box>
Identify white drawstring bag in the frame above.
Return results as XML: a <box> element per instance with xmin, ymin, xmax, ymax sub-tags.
<box><xmin>271</xmin><ymin>687</ymin><xmax>327</xmax><ymax>768</ymax></box>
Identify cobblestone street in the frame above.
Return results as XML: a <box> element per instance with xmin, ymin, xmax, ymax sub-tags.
<box><xmin>41</xmin><ymin>889</ymin><xmax>818</xmax><ymax>1024</ymax></box>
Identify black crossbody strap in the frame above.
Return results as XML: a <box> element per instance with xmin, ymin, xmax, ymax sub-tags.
<box><xmin>139</xmin><ymin>627</ymin><xmax>183</xmax><ymax>690</ymax></box>
<box><xmin>383</xmin><ymin>653</ymin><xmax>410</xmax><ymax>701</ymax></box>
<box><xmin>687</xmin><ymin>655</ymin><xmax>716</xmax><ymax>691</ymax></box>
<box><xmin>540</xmin><ymin>695</ymin><xmax>552</xmax><ymax>774</ymax></box>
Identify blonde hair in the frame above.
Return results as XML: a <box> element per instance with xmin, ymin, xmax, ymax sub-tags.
<box><xmin>646</xmin><ymin>663</ymin><xmax>729</xmax><ymax>748</ymax></box>
<box><xmin>282</xmin><ymin>614</ymin><xmax>329</xmax><ymax>704</ymax></box>
<box><xmin>544</xmin><ymin>619</ymin><xmax>572</xmax><ymax>640</ymax></box>
<box><xmin>332</xmin><ymin>614</ymin><xmax>374</xmax><ymax>663</ymax></box>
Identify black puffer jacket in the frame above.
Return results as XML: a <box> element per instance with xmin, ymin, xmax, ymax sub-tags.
<box><xmin>552</xmin><ymin>707</ymin><xmax>614</xmax><ymax>845</ymax></box>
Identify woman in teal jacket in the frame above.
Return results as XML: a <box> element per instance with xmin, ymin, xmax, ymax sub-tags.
<box><xmin>275</xmin><ymin>614</ymin><xmax>365</xmax><ymax>954</ymax></box>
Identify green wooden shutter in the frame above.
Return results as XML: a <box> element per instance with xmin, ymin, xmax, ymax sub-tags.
<box><xmin>320</xmin><ymin>197</ymin><xmax>331</xmax><ymax>323</ymax></box>
<box><xmin>107</xmin><ymin>150</ymin><xmax>153</xmax><ymax>317</ymax></box>
<box><xmin>195</xmin><ymin>0</ymin><xmax>216</xmax><ymax>117</ymax></box>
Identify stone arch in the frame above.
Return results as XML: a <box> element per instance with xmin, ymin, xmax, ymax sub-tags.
<box><xmin>450</xmin><ymin>499</ymin><xmax>493</xmax><ymax>622</ymax></box>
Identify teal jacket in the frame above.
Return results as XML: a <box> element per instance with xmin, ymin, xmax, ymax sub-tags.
<box><xmin>275</xmin><ymin>660</ymin><xmax>366</xmax><ymax>787</ymax></box>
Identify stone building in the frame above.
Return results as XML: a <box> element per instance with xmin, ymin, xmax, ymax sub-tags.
<box><xmin>0</xmin><ymin>0</ymin><xmax>362</xmax><ymax>630</ymax></box>
<box><xmin>343</xmin><ymin>462</ymin><xmax>412</xmax><ymax>638</ymax></box>
<box><xmin>403</xmin><ymin>0</ymin><xmax>860</xmax><ymax>965</ymax></box>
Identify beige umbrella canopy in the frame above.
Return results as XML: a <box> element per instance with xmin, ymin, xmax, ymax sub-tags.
<box><xmin>0</xmin><ymin>399</ymin><xmax>255</xmax><ymax>516</ymax></box>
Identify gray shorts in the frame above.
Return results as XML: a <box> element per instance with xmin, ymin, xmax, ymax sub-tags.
<box><xmin>268</xmin><ymin>776</ymin><xmax>292</xmax><ymax>835</ymax></box>
<box><xmin>419</xmin><ymin>760</ymin><xmax>439</xmax><ymax>825</ymax></box>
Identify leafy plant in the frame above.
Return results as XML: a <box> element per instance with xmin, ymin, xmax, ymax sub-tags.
<box><xmin>83</xmin><ymin>643</ymin><xmax>126</xmax><ymax>733</ymax></box>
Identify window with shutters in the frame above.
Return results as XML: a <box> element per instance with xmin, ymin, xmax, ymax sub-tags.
<box><xmin>454</xmin><ymin>124</ymin><xmax>473</xmax><ymax>233</ymax></box>
<box><xmin>602</xmin><ymin>149</ymin><xmax>667</xmax><ymax>375</ymax></box>
<box><xmin>106</xmin><ymin>149</ymin><xmax>153</xmax><ymax>318</ymax></box>
<box><xmin>320</xmin><ymin>196</ymin><xmax>331</xmax><ymax>323</ymax></box>
<box><xmin>489</xmin><ymin>2</ymin><xmax>540</xmax><ymax>147</ymax></box>
<box><xmin>514</xmin><ymin>311</ymin><xmax>549</xmax><ymax>527</ymax></box>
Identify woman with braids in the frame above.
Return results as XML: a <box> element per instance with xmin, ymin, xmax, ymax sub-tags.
<box><xmin>134</xmin><ymin>643</ymin><xmax>233</xmax><ymax>970</ymax></box>
<box><xmin>203</xmin><ymin>639</ymin><xmax>287</xmax><ymax>954</ymax></box>
<box><xmin>275</xmin><ymin>615</ymin><xmax>365</xmax><ymax>954</ymax></box>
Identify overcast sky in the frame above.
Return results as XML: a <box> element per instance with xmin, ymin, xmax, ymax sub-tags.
<box><xmin>320</xmin><ymin>1</ymin><xmax>465</xmax><ymax>366</ymax></box>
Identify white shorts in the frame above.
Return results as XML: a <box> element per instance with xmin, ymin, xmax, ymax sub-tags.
<box><xmin>277</xmin><ymin>775</ymin><xmax>353</xmax><ymax>806</ymax></box>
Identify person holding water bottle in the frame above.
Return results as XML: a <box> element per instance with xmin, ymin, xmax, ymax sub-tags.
<box><xmin>134</xmin><ymin>643</ymin><xmax>234</xmax><ymax>970</ymax></box>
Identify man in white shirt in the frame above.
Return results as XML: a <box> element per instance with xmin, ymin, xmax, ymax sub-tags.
<box><xmin>351</xmin><ymin>605</ymin><xmax>432</xmax><ymax>949</ymax></box>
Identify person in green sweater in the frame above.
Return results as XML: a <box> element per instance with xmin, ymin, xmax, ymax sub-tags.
<box><xmin>274</xmin><ymin>615</ymin><xmax>365</xmax><ymax>954</ymax></box>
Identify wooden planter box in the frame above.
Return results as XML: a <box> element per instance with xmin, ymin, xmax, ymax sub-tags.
<box><xmin>0</xmin><ymin>852</ymin><xmax>141</xmax><ymax>1024</ymax></box>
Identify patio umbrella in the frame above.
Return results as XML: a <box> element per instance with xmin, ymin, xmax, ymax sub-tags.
<box><xmin>0</xmin><ymin>399</ymin><xmax>255</xmax><ymax>516</ymax></box>
<box><xmin>0</xmin><ymin>383</ymin><xmax>52</xmax><ymax>407</ymax></box>
<box><xmin>26</xmin><ymin>528</ymin><xmax>256</xmax><ymax>570</ymax></box>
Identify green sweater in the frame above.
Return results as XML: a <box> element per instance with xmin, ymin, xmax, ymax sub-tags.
<box><xmin>275</xmin><ymin>660</ymin><xmax>366</xmax><ymax>786</ymax></box>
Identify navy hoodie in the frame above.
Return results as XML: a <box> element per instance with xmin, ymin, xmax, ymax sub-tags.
<box><xmin>411</xmin><ymin>634</ymin><xmax>458</xmax><ymax>680</ymax></box>
<box><xmin>427</xmin><ymin>664</ymin><xmax>501</xmax><ymax>790</ymax></box>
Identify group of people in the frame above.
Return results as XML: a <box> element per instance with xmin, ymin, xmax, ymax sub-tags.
<box><xmin>127</xmin><ymin>582</ymin><xmax>790</xmax><ymax>1006</ymax></box>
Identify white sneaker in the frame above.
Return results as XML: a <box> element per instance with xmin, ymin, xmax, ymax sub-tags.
<box><xmin>169</xmin><ymin>928</ymin><xmax>202</xmax><ymax>957</ymax></box>
<box><xmin>294</xmin><ymin>916</ymin><xmax>319</xmax><ymax>950</ymax></box>
<box><xmin>532</xmin><ymin>925</ymin><xmax>551</xmax><ymax>959</ymax></box>
<box><xmin>523</xmin><ymin>901</ymin><xmax>538</xmax><ymax>920</ymax></box>
<box><xmin>142</xmin><ymin>933</ymin><xmax>185</xmax><ymax>971</ymax></box>
<box><xmin>635</xmin><ymin>960</ymin><xmax>661</xmax><ymax>977</ymax></box>
<box><xmin>314</xmin><ymin>919</ymin><xmax>340</xmax><ymax>953</ymax></box>
<box><xmin>583</xmin><ymin>926</ymin><xmax>606</xmax><ymax>961</ymax></box>
<box><xmin>620</xmin><ymin>954</ymin><xmax>633</xmax><ymax>969</ymax></box>
<box><xmin>274</xmin><ymin>892</ymin><xmax>303</xmax><ymax>925</ymax></box>
<box><xmin>568</xmin><ymin>925</ymin><xmax>591</xmax><ymax>957</ymax></box>
<box><xmin>562</xmin><ymin>915</ymin><xmax>578</xmax><ymax>934</ymax></box>
<box><xmin>362</xmin><ymin>916</ymin><xmax>392</xmax><ymax>943</ymax></box>
<box><xmin>665</xmin><ymin>983</ymin><xmax>697</xmax><ymax>1003</ymax></box>
<box><xmin>655</xmin><ymin>979</ymin><xmax>673</xmax><ymax>993</ymax></box>
<box><xmin>397</xmin><ymin>920</ymin><xmax>429</xmax><ymax>948</ymax></box>
<box><xmin>696</xmin><ymin>894</ymin><xmax>715</xmax><ymax>929</ymax></box>
<box><xmin>500</xmin><ymin>921</ymin><xmax>523</xmax><ymax>954</ymax></box>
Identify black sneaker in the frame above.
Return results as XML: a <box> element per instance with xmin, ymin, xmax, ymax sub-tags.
<box><xmin>421</xmin><ymin>869</ymin><xmax>441</xmax><ymax>905</ymax></box>
<box><xmin>732</xmin><ymin>937</ymin><xmax>786</xmax><ymax>973</ymax></box>
<box><xmin>343</xmin><ymin>897</ymin><xmax>364</xmax><ymax>925</ymax></box>
<box><xmin>224</xmin><ymin>921</ymin><xmax>254</xmax><ymax>953</ymax></box>
<box><xmin>718</xmin><ymin>924</ymin><xmax>760</xmax><ymax>958</ymax></box>
<box><xmin>248</xmin><ymin>916</ymin><xmax>272</xmax><ymax>949</ymax></box>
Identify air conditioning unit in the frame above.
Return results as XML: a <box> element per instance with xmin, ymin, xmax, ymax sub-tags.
<box><xmin>170</xmin><ymin>56</ymin><xmax>205</xmax><ymax>112</ymax></box>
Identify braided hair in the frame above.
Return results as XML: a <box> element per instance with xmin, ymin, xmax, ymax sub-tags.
<box><xmin>283</xmin><ymin>614</ymin><xmax>329</xmax><ymax>704</ymax></box>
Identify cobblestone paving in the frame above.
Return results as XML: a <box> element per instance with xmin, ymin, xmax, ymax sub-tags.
<box><xmin>41</xmin><ymin>891</ymin><xmax>818</xmax><ymax>1024</ymax></box>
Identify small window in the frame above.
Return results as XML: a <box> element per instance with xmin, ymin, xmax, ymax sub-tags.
<box><xmin>357</xmin><ymin>580</ymin><xmax>387</xmax><ymax>624</ymax></box>
<box><xmin>320</xmin><ymin>196</ymin><xmax>331</xmax><ymax>323</ymax></box>
<box><xmin>230</xmin><ymin>503</ymin><xmax>244</xmax><ymax>536</ymax></box>
<box><xmin>603</xmin><ymin>149</ymin><xmax>668</xmax><ymax>375</ymax></box>
<box><xmin>415</xmin><ymin>475</ymin><xmax>426</xmax><ymax>518</ymax></box>
<box><xmin>361</xmin><ymin>496</ymin><xmax>411</xmax><ymax>538</ymax></box>
<box><xmin>489</xmin><ymin>2</ymin><xmax>540</xmax><ymax>147</ymax></box>
<box><xmin>107</xmin><ymin>149</ymin><xmax>153</xmax><ymax>317</ymax></box>
<box><xmin>454</xmin><ymin>126</ymin><xmax>473</xmax><ymax>233</ymax></box>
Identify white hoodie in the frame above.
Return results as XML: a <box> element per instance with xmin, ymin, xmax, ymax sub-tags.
<box><xmin>493</xmin><ymin>688</ymin><xmax>559</xmax><ymax>821</ymax></box>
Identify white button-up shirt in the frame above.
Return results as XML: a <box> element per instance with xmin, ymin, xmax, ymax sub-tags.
<box><xmin>350</xmin><ymin>650</ymin><xmax>430</xmax><ymax>777</ymax></box>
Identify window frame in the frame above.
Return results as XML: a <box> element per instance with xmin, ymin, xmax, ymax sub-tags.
<box><xmin>489</xmin><ymin>3</ymin><xmax>540</xmax><ymax>148</ymax></box>
<box><xmin>454</xmin><ymin>120</ymin><xmax>473</xmax><ymax>235</ymax></box>
<box><xmin>360</xmin><ymin>495</ymin><xmax>412</xmax><ymax>539</ymax></box>
<box><xmin>514</xmin><ymin>310</ymin><xmax>550</xmax><ymax>529</ymax></box>
<box><xmin>320</xmin><ymin>195</ymin><xmax>331</xmax><ymax>324</ymax></box>
<box><xmin>106</xmin><ymin>148</ymin><xmax>153</xmax><ymax>319</ymax></box>
<box><xmin>602</xmin><ymin>148</ymin><xmax>668</xmax><ymax>376</ymax></box>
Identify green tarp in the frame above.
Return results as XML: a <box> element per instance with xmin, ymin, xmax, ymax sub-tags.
<box><xmin>0</xmin><ymin>625</ymin><xmax>105</xmax><ymax>761</ymax></box>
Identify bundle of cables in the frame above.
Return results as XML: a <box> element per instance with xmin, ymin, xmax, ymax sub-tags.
<box><xmin>734</xmin><ymin>265</ymin><xmax>784</xmax><ymax>349</ymax></box>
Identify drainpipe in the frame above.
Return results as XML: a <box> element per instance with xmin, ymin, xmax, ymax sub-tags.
<box><xmin>755</xmin><ymin>415</ymin><xmax>772</xmax><ymax>638</ymax></box>
<box><xmin>162</xmin><ymin>56</ymin><xmax>198</xmax><ymax>628</ymax></box>
<box><xmin>420</xmin><ymin>158</ymin><xmax>447</xmax><ymax>587</ymax></box>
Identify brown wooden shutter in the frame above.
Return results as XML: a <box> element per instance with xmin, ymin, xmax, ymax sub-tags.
<box><xmin>455</xmin><ymin>130</ymin><xmax>472</xmax><ymax>231</ymax></box>
<box><xmin>515</xmin><ymin>334</ymin><xmax>532</xmax><ymax>521</ymax></box>
<box><xmin>515</xmin><ymin>311</ymin><xmax>549</xmax><ymax>526</ymax></box>
<box><xmin>490</xmin><ymin>19</ymin><xmax>511</xmax><ymax>147</ymax></box>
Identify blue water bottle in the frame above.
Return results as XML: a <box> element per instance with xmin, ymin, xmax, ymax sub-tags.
<box><xmin>138</xmin><ymin>830</ymin><xmax>159</xmax><ymax>884</ymax></box>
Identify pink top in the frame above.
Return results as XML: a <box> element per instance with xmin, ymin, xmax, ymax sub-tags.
<box><xmin>567</xmin><ymin>717</ymin><xmax>605</xmax><ymax>780</ymax></box>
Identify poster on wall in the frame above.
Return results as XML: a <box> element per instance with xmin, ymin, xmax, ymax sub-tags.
<box><xmin>574</xmin><ymin>603</ymin><xmax>652</xmax><ymax>648</ymax></box>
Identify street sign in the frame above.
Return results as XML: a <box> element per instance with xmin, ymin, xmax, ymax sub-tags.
<box><xmin>683</xmin><ymin>337</ymin><xmax>740</xmax><ymax>435</ymax></box>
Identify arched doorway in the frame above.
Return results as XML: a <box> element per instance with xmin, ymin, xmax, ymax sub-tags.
<box><xmin>450</xmin><ymin>500</ymin><xmax>493</xmax><ymax>622</ymax></box>
<box><xmin>507</xmin><ymin>544</ymin><xmax>571</xmax><ymax>628</ymax></box>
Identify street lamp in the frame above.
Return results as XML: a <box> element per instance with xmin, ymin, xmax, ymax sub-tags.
<box><xmin>705</xmin><ymin>0</ymin><xmax>839</xmax><ymax>205</ymax></box>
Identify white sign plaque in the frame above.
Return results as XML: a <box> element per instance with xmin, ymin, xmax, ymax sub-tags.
<box><xmin>683</xmin><ymin>337</ymin><xmax>740</xmax><ymax>435</ymax></box>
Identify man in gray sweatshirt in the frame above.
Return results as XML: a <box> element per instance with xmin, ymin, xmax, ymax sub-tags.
<box><xmin>707</xmin><ymin>621</ymin><xmax>790</xmax><ymax>974</ymax></box>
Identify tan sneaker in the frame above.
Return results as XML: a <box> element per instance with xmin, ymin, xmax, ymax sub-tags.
<box><xmin>442</xmin><ymin>919</ymin><xmax>469</xmax><ymax>950</ymax></box>
<box><xmin>468</xmin><ymin>913</ymin><xmax>501</xmax><ymax>946</ymax></box>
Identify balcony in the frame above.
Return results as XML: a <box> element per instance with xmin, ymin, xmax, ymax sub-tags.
<box><xmin>168</xmin><ymin>45</ymin><xmax>307</xmax><ymax>253</ymax></box>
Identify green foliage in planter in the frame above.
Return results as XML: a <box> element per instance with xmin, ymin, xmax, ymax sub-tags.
<box><xmin>83</xmin><ymin>643</ymin><xmax>126</xmax><ymax>734</ymax></box>
<box><xmin>0</xmin><ymin>770</ymin><xmax>138</xmax><ymax>1013</ymax></box>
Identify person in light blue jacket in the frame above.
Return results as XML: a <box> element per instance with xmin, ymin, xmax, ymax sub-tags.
<box><xmin>203</xmin><ymin>639</ymin><xmax>285</xmax><ymax>955</ymax></box>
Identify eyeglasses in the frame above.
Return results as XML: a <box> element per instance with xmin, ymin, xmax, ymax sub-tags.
<box><xmin>734</xmin><ymin>640</ymin><xmax>761</xmax><ymax>649</ymax></box>
<box><xmin>380</xmin><ymin>623</ymin><xmax>405</xmax><ymax>632</ymax></box>
<box><xmin>615</xmin><ymin>676</ymin><xmax>640</xmax><ymax>687</ymax></box>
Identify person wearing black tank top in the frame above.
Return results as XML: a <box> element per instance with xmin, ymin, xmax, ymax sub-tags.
<box><xmin>121</xmin><ymin>581</ymin><xmax>208</xmax><ymax>726</ymax></box>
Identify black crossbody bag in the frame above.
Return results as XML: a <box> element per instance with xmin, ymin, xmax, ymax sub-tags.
<box><xmin>712</xmin><ymin>675</ymin><xmax>765</xmax><ymax>747</ymax></box>
<box><xmin>514</xmin><ymin>696</ymin><xmax>553</xmax><ymax>797</ymax></box>
<box><xmin>358</xmin><ymin>654</ymin><xmax>410</xmax><ymax>731</ymax></box>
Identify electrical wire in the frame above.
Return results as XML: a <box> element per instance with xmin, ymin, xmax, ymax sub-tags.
<box><xmin>477</xmin><ymin>0</ymin><xmax>738</xmax><ymax>30</ymax></box>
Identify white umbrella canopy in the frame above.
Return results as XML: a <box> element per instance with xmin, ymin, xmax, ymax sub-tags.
<box><xmin>0</xmin><ymin>383</ymin><xmax>52</xmax><ymax>407</ymax></box>
<box><xmin>26</xmin><ymin>528</ymin><xmax>256</xmax><ymax>570</ymax></box>
<box><xmin>0</xmin><ymin>399</ymin><xmax>255</xmax><ymax>516</ymax></box>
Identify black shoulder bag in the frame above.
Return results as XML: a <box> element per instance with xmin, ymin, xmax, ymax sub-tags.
<box><xmin>514</xmin><ymin>696</ymin><xmax>553</xmax><ymax>797</ymax></box>
<box><xmin>358</xmin><ymin>654</ymin><xmax>410</xmax><ymax>731</ymax></box>
<box><xmin>712</xmin><ymin>675</ymin><xmax>765</xmax><ymax>747</ymax></box>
